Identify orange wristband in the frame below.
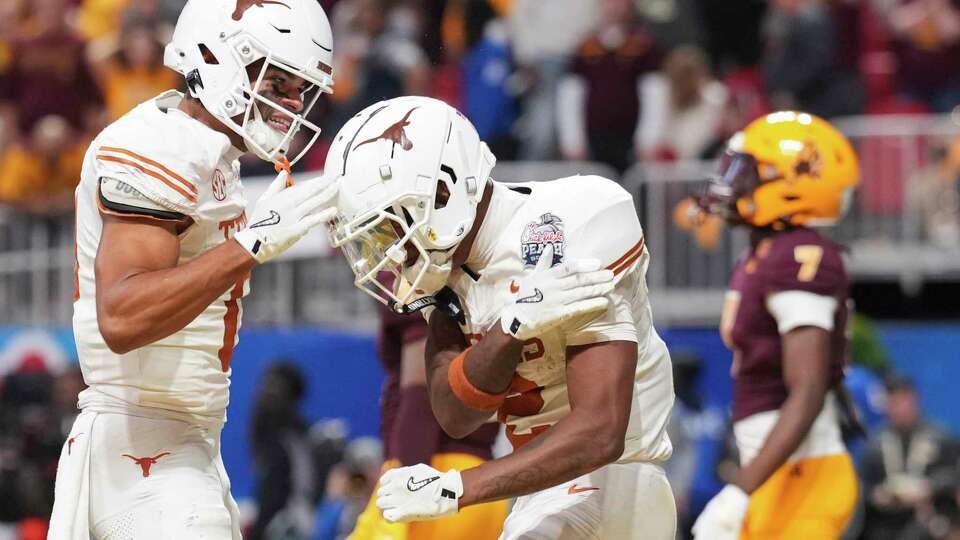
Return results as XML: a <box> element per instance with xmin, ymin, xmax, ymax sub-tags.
<box><xmin>448</xmin><ymin>347</ymin><xmax>507</xmax><ymax>412</ymax></box>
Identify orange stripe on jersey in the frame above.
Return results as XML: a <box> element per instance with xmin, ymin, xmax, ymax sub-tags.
<box><xmin>99</xmin><ymin>146</ymin><xmax>198</xmax><ymax>195</ymax></box>
<box><xmin>96</xmin><ymin>155</ymin><xmax>197</xmax><ymax>203</ymax></box>
<box><xmin>218</xmin><ymin>275</ymin><xmax>247</xmax><ymax>372</ymax></box>
<box><xmin>608</xmin><ymin>237</ymin><xmax>645</xmax><ymax>276</ymax></box>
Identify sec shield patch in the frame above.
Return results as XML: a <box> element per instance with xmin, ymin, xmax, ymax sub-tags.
<box><xmin>212</xmin><ymin>169</ymin><xmax>227</xmax><ymax>201</ymax></box>
<box><xmin>521</xmin><ymin>213</ymin><xmax>564</xmax><ymax>268</ymax></box>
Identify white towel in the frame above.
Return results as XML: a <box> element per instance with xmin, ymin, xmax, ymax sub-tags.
<box><xmin>48</xmin><ymin>411</ymin><xmax>96</xmax><ymax>540</ymax></box>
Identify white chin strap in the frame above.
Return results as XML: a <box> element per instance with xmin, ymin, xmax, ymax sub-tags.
<box><xmin>244</xmin><ymin>105</ymin><xmax>291</xmax><ymax>161</ymax></box>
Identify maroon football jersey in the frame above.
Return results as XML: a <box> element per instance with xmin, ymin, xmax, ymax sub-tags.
<box><xmin>721</xmin><ymin>228</ymin><xmax>849</xmax><ymax>421</ymax></box>
<box><xmin>378</xmin><ymin>303</ymin><xmax>497</xmax><ymax>461</ymax></box>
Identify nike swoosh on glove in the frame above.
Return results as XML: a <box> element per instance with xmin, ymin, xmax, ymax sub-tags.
<box><xmin>376</xmin><ymin>463</ymin><xmax>462</xmax><ymax>523</ymax></box>
<box><xmin>234</xmin><ymin>170</ymin><xmax>337</xmax><ymax>263</ymax></box>
<box><xmin>691</xmin><ymin>484</ymin><xmax>750</xmax><ymax>540</ymax></box>
<box><xmin>500</xmin><ymin>244</ymin><xmax>614</xmax><ymax>341</ymax></box>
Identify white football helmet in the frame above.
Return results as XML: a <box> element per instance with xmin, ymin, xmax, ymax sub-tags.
<box><xmin>164</xmin><ymin>0</ymin><xmax>334</xmax><ymax>164</ymax></box>
<box><xmin>326</xmin><ymin>96</ymin><xmax>496</xmax><ymax>311</ymax></box>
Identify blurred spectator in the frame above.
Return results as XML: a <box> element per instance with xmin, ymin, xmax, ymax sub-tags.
<box><xmin>86</xmin><ymin>16</ymin><xmax>181</xmax><ymax>121</ymax></box>
<box><xmin>762</xmin><ymin>0</ymin><xmax>865</xmax><ymax>117</ymax></box>
<box><xmin>77</xmin><ymin>0</ymin><xmax>185</xmax><ymax>40</ymax></box>
<box><xmin>0</xmin><ymin>357</ymin><xmax>72</xmax><ymax>537</ymax></box>
<box><xmin>312</xmin><ymin>438</ymin><xmax>382</xmax><ymax>540</ymax></box>
<box><xmin>907</xmin><ymin>136</ymin><xmax>960</xmax><ymax>248</ymax></box>
<box><xmin>249</xmin><ymin>363</ymin><xmax>316</xmax><ymax>540</ymax></box>
<box><xmin>307</xmin><ymin>418</ymin><xmax>350</xmax><ymax>507</ymax></box>
<box><xmin>0</xmin><ymin>0</ymin><xmax>28</xmax><ymax>75</ymax></box>
<box><xmin>637</xmin><ymin>0</ymin><xmax>706</xmax><ymax>50</ymax></box>
<box><xmin>329</xmin><ymin>0</ymin><xmax>430</xmax><ymax>110</ymax></box>
<box><xmin>462</xmin><ymin>0</ymin><xmax>517</xmax><ymax>159</ymax></box>
<box><xmin>860</xmin><ymin>377</ymin><xmax>960</xmax><ymax>540</ymax></box>
<box><xmin>828</xmin><ymin>0</ymin><xmax>866</xmax><ymax>75</ymax></box>
<box><xmin>699</xmin><ymin>0</ymin><xmax>767</xmax><ymax>73</ymax></box>
<box><xmin>0</xmin><ymin>0</ymin><xmax>103</xmax><ymax>211</ymax></box>
<box><xmin>556</xmin><ymin>0</ymin><xmax>661</xmax><ymax>172</ymax></box>
<box><xmin>638</xmin><ymin>45</ymin><xmax>727</xmax><ymax>162</ymax></box>
<box><xmin>0</xmin><ymin>0</ymin><xmax>103</xmax><ymax>136</ymax></box>
<box><xmin>410</xmin><ymin>0</ymin><xmax>447</xmax><ymax>64</ymax></box>
<box><xmin>0</xmin><ymin>115</ymin><xmax>87</xmax><ymax>212</ymax></box>
<box><xmin>885</xmin><ymin>0</ymin><xmax>960</xmax><ymax>112</ymax></box>
<box><xmin>896</xmin><ymin>472</ymin><xmax>960</xmax><ymax>540</ymax></box>
<box><xmin>844</xmin><ymin>313</ymin><xmax>893</xmax><ymax>462</ymax></box>
<box><xmin>508</xmin><ymin>0</ymin><xmax>598</xmax><ymax>160</ymax></box>
<box><xmin>318</xmin><ymin>0</ymin><xmax>432</xmax><ymax>169</ymax></box>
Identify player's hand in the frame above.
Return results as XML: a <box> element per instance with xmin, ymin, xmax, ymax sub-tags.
<box><xmin>234</xmin><ymin>170</ymin><xmax>337</xmax><ymax>263</ymax></box>
<box><xmin>691</xmin><ymin>484</ymin><xmax>750</xmax><ymax>540</ymax></box>
<box><xmin>376</xmin><ymin>463</ymin><xmax>462</xmax><ymax>523</ymax></box>
<box><xmin>500</xmin><ymin>244</ymin><xmax>614</xmax><ymax>341</ymax></box>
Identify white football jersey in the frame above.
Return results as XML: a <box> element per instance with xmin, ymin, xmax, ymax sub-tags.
<box><xmin>73</xmin><ymin>91</ymin><xmax>249</xmax><ymax>424</ymax></box>
<box><xmin>449</xmin><ymin>177</ymin><xmax>674</xmax><ymax>463</ymax></box>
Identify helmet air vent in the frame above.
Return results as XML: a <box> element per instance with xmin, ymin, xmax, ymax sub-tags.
<box><xmin>198</xmin><ymin>44</ymin><xmax>219</xmax><ymax>64</ymax></box>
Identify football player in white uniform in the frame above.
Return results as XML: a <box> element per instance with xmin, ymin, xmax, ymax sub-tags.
<box><xmin>48</xmin><ymin>1</ymin><xmax>337</xmax><ymax>538</ymax></box>
<box><xmin>326</xmin><ymin>96</ymin><xmax>677</xmax><ymax>539</ymax></box>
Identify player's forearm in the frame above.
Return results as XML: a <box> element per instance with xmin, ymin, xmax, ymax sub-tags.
<box><xmin>734</xmin><ymin>383</ymin><xmax>826</xmax><ymax>493</ymax></box>
<box><xmin>97</xmin><ymin>239</ymin><xmax>255</xmax><ymax>353</ymax></box>
<box><xmin>426</xmin><ymin>351</ymin><xmax>500</xmax><ymax>439</ymax></box>
<box><xmin>458</xmin><ymin>413</ymin><xmax>624</xmax><ymax>507</ymax></box>
<box><xmin>426</xmin><ymin>328</ymin><xmax>523</xmax><ymax>438</ymax></box>
<box><xmin>464</xmin><ymin>327</ymin><xmax>524</xmax><ymax>393</ymax></box>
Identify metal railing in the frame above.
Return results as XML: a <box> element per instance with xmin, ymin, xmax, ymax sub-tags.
<box><xmin>1</xmin><ymin>113</ymin><xmax>957</xmax><ymax>326</ymax></box>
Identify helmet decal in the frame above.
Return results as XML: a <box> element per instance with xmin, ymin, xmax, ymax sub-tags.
<box><xmin>792</xmin><ymin>140</ymin><xmax>822</xmax><ymax>179</ymax></box>
<box><xmin>232</xmin><ymin>0</ymin><xmax>291</xmax><ymax>21</ymax></box>
<box><xmin>355</xmin><ymin>108</ymin><xmax>419</xmax><ymax>153</ymax></box>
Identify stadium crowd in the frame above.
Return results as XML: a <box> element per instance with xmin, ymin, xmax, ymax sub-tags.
<box><xmin>1</xmin><ymin>0</ymin><xmax>960</xmax><ymax>209</ymax></box>
<box><xmin>1</xmin><ymin>0</ymin><xmax>960</xmax><ymax>539</ymax></box>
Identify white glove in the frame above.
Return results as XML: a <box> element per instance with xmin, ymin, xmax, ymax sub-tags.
<box><xmin>691</xmin><ymin>484</ymin><xmax>750</xmax><ymax>540</ymax></box>
<box><xmin>500</xmin><ymin>244</ymin><xmax>614</xmax><ymax>341</ymax></box>
<box><xmin>234</xmin><ymin>170</ymin><xmax>337</xmax><ymax>263</ymax></box>
<box><xmin>376</xmin><ymin>463</ymin><xmax>462</xmax><ymax>523</ymax></box>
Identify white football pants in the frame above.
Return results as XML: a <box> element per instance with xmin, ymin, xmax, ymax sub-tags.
<box><xmin>48</xmin><ymin>411</ymin><xmax>241</xmax><ymax>540</ymax></box>
<box><xmin>499</xmin><ymin>461</ymin><xmax>676</xmax><ymax>540</ymax></box>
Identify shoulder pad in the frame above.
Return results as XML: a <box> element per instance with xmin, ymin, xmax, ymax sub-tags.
<box><xmin>92</xmin><ymin>103</ymin><xmax>228</xmax><ymax>215</ymax></box>
<box><xmin>98</xmin><ymin>177</ymin><xmax>187</xmax><ymax>222</ymax></box>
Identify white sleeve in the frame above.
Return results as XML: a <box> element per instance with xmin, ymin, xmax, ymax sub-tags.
<box><xmin>556</xmin><ymin>75</ymin><xmax>588</xmax><ymax>156</ymax></box>
<box><xmin>765</xmin><ymin>290</ymin><xmax>838</xmax><ymax>334</ymax></box>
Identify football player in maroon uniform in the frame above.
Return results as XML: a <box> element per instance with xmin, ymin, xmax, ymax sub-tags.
<box><xmin>691</xmin><ymin>112</ymin><xmax>860</xmax><ymax>540</ymax></box>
